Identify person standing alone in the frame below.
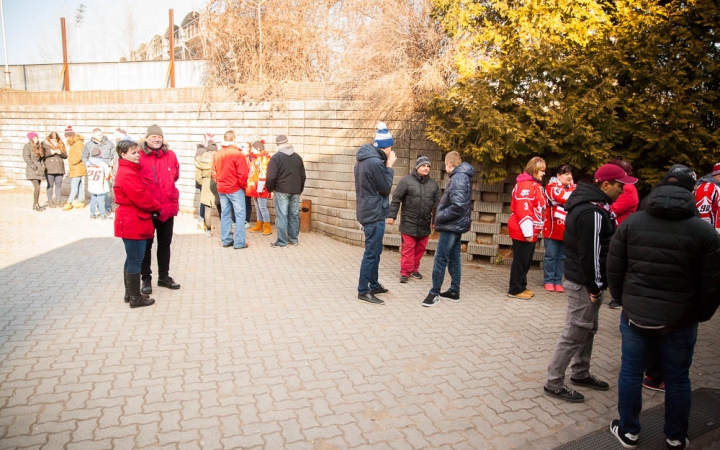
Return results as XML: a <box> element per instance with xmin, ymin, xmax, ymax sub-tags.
<box><xmin>266</xmin><ymin>135</ymin><xmax>306</xmax><ymax>248</ymax></box>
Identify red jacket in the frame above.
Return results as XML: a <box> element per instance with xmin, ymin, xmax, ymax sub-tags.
<box><xmin>508</xmin><ymin>172</ymin><xmax>548</xmax><ymax>242</ymax></box>
<box><xmin>696</xmin><ymin>178</ymin><xmax>720</xmax><ymax>230</ymax></box>
<box><xmin>543</xmin><ymin>177</ymin><xmax>576</xmax><ymax>241</ymax></box>
<box><xmin>138</xmin><ymin>144</ymin><xmax>180</xmax><ymax>222</ymax></box>
<box><xmin>246</xmin><ymin>151</ymin><xmax>272</xmax><ymax>198</ymax></box>
<box><xmin>212</xmin><ymin>145</ymin><xmax>248</xmax><ymax>194</ymax></box>
<box><xmin>610</xmin><ymin>183</ymin><xmax>638</xmax><ymax>225</ymax></box>
<box><xmin>114</xmin><ymin>159</ymin><xmax>162</xmax><ymax>240</ymax></box>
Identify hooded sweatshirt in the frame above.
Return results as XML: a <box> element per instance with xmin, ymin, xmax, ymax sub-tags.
<box><xmin>354</xmin><ymin>144</ymin><xmax>394</xmax><ymax>225</ymax></box>
<box><xmin>563</xmin><ymin>183</ymin><xmax>617</xmax><ymax>295</ymax></box>
<box><xmin>608</xmin><ymin>185</ymin><xmax>720</xmax><ymax>326</ymax></box>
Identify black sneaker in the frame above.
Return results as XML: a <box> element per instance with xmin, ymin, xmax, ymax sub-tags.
<box><xmin>608</xmin><ymin>300</ymin><xmax>621</xmax><ymax>309</ymax></box>
<box><xmin>400</xmin><ymin>276</ymin><xmax>409</xmax><ymax>283</ymax></box>
<box><xmin>158</xmin><ymin>277</ymin><xmax>181</xmax><ymax>290</ymax></box>
<box><xmin>223</xmin><ymin>241</ymin><xmax>234</xmax><ymax>248</ymax></box>
<box><xmin>570</xmin><ymin>374</ymin><xmax>609</xmax><ymax>391</ymax></box>
<box><xmin>610</xmin><ymin>419</ymin><xmax>639</xmax><ymax>449</ymax></box>
<box><xmin>411</xmin><ymin>272</ymin><xmax>423</xmax><ymax>279</ymax></box>
<box><xmin>422</xmin><ymin>293</ymin><xmax>440</xmax><ymax>307</ymax></box>
<box><xmin>439</xmin><ymin>290</ymin><xmax>460</xmax><ymax>302</ymax></box>
<box><xmin>270</xmin><ymin>242</ymin><xmax>287</xmax><ymax>249</ymax></box>
<box><xmin>543</xmin><ymin>386</ymin><xmax>584</xmax><ymax>403</ymax></box>
<box><xmin>357</xmin><ymin>293</ymin><xmax>384</xmax><ymax>305</ymax></box>
<box><xmin>642</xmin><ymin>375</ymin><xmax>666</xmax><ymax>392</ymax></box>
<box><xmin>370</xmin><ymin>284</ymin><xmax>389</xmax><ymax>295</ymax></box>
<box><xmin>666</xmin><ymin>437</ymin><xmax>689</xmax><ymax>450</ymax></box>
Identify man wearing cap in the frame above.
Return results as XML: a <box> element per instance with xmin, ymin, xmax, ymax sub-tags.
<box><xmin>266</xmin><ymin>135</ymin><xmax>306</xmax><ymax>248</ymax></box>
<box><xmin>354</xmin><ymin>122</ymin><xmax>397</xmax><ymax>305</ymax></box>
<box><xmin>138</xmin><ymin>124</ymin><xmax>182</xmax><ymax>294</ymax></box>
<box><xmin>388</xmin><ymin>155</ymin><xmax>440</xmax><ymax>283</ymax></box>
<box><xmin>695</xmin><ymin>162</ymin><xmax>720</xmax><ymax>233</ymax></box>
<box><xmin>82</xmin><ymin>128</ymin><xmax>117</xmax><ymax>215</ymax></box>
<box><xmin>544</xmin><ymin>163</ymin><xmax>637</xmax><ymax>403</ymax></box>
<box><xmin>607</xmin><ymin>165</ymin><xmax>720</xmax><ymax>450</ymax></box>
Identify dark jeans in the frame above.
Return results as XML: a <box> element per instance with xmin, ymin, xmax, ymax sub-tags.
<box><xmin>358</xmin><ymin>221</ymin><xmax>385</xmax><ymax>294</ymax></box>
<box><xmin>46</xmin><ymin>174</ymin><xmax>63</xmax><ymax>201</ymax></box>
<box><xmin>508</xmin><ymin>239</ymin><xmax>536</xmax><ymax>294</ymax></box>
<box><xmin>245</xmin><ymin>195</ymin><xmax>252</xmax><ymax>223</ymax></box>
<box><xmin>618</xmin><ymin>315</ymin><xmax>697</xmax><ymax>440</ymax></box>
<box><xmin>430</xmin><ymin>231</ymin><xmax>462</xmax><ymax>295</ymax></box>
<box><xmin>123</xmin><ymin>238</ymin><xmax>147</xmax><ymax>274</ymax></box>
<box><xmin>141</xmin><ymin>216</ymin><xmax>174</xmax><ymax>281</ymax></box>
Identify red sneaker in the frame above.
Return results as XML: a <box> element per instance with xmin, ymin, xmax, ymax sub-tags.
<box><xmin>554</xmin><ymin>284</ymin><xmax>565</xmax><ymax>293</ymax></box>
<box><xmin>544</xmin><ymin>283</ymin><xmax>555</xmax><ymax>292</ymax></box>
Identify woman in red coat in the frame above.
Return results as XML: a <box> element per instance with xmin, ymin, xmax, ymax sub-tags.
<box><xmin>542</xmin><ymin>164</ymin><xmax>576</xmax><ymax>293</ymax></box>
<box><xmin>507</xmin><ymin>157</ymin><xmax>548</xmax><ymax>299</ymax></box>
<box><xmin>114</xmin><ymin>140</ymin><xmax>162</xmax><ymax>308</ymax></box>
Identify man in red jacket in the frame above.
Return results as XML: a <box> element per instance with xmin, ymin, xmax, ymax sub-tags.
<box><xmin>139</xmin><ymin>124</ymin><xmax>182</xmax><ymax>294</ymax></box>
<box><xmin>212</xmin><ymin>135</ymin><xmax>249</xmax><ymax>249</ymax></box>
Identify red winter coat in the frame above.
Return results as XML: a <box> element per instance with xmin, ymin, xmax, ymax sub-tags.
<box><xmin>610</xmin><ymin>183</ymin><xmax>638</xmax><ymax>225</ymax></box>
<box><xmin>138</xmin><ymin>144</ymin><xmax>180</xmax><ymax>222</ymax></box>
<box><xmin>114</xmin><ymin>159</ymin><xmax>162</xmax><ymax>240</ymax></box>
<box><xmin>212</xmin><ymin>145</ymin><xmax>248</xmax><ymax>194</ymax></box>
<box><xmin>508</xmin><ymin>172</ymin><xmax>548</xmax><ymax>242</ymax></box>
<box><xmin>543</xmin><ymin>177</ymin><xmax>576</xmax><ymax>241</ymax></box>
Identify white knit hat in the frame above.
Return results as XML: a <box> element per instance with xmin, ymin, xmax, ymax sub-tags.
<box><xmin>373</xmin><ymin>122</ymin><xmax>394</xmax><ymax>148</ymax></box>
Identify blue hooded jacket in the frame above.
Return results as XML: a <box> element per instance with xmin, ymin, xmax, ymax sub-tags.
<box><xmin>354</xmin><ymin>144</ymin><xmax>394</xmax><ymax>225</ymax></box>
<box><xmin>435</xmin><ymin>162</ymin><xmax>475</xmax><ymax>233</ymax></box>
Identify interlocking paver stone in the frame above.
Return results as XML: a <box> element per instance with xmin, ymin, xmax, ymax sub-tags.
<box><xmin>1</xmin><ymin>189</ymin><xmax>720</xmax><ymax>449</ymax></box>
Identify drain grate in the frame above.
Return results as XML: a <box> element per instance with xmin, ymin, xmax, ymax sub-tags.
<box><xmin>553</xmin><ymin>388</ymin><xmax>720</xmax><ymax>450</ymax></box>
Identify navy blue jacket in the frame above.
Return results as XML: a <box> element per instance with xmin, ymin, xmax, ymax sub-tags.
<box><xmin>354</xmin><ymin>144</ymin><xmax>394</xmax><ymax>225</ymax></box>
<box><xmin>435</xmin><ymin>162</ymin><xmax>474</xmax><ymax>233</ymax></box>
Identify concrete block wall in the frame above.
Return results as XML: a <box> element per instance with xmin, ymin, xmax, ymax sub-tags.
<box><xmin>0</xmin><ymin>86</ymin><xmax>540</xmax><ymax>267</ymax></box>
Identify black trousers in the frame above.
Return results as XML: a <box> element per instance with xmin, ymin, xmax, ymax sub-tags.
<box><xmin>141</xmin><ymin>216</ymin><xmax>174</xmax><ymax>280</ymax></box>
<box><xmin>508</xmin><ymin>239</ymin><xmax>536</xmax><ymax>295</ymax></box>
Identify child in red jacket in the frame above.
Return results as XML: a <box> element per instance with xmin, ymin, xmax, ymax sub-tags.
<box><xmin>114</xmin><ymin>140</ymin><xmax>162</xmax><ymax>308</ymax></box>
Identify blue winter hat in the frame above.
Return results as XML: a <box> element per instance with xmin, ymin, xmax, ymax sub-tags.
<box><xmin>373</xmin><ymin>122</ymin><xmax>394</xmax><ymax>148</ymax></box>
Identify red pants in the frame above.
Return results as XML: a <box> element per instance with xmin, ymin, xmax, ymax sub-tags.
<box><xmin>401</xmin><ymin>234</ymin><xmax>429</xmax><ymax>276</ymax></box>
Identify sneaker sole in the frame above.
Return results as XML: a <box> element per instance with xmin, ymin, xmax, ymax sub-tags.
<box><xmin>642</xmin><ymin>383</ymin><xmax>665</xmax><ymax>392</ymax></box>
<box><xmin>357</xmin><ymin>297</ymin><xmax>385</xmax><ymax>305</ymax></box>
<box><xmin>507</xmin><ymin>294</ymin><xmax>533</xmax><ymax>299</ymax></box>
<box><xmin>610</xmin><ymin>421</ymin><xmax>638</xmax><ymax>449</ymax></box>
<box><xmin>570</xmin><ymin>379</ymin><xmax>610</xmax><ymax>391</ymax></box>
<box><xmin>422</xmin><ymin>297</ymin><xmax>440</xmax><ymax>307</ymax></box>
<box><xmin>543</xmin><ymin>389</ymin><xmax>584</xmax><ymax>403</ymax></box>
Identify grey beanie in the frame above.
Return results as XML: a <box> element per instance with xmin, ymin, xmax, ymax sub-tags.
<box><xmin>146</xmin><ymin>124</ymin><xmax>163</xmax><ymax>138</ymax></box>
<box><xmin>415</xmin><ymin>155</ymin><xmax>431</xmax><ymax>171</ymax></box>
<box><xmin>276</xmin><ymin>135</ymin><xmax>288</xmax><ymax>145</ymax></box>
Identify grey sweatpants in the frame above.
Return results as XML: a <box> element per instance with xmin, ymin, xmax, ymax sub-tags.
<box><xmin>545</xmin><ymin>280</ymin><xmax>604</xmax><ymax>390</ymax></box>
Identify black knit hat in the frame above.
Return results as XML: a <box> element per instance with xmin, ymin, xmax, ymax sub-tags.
<box><xmin>660</xmin><ymin>165</ymin><xmax>697</xmax><ymax>192</ymax></box>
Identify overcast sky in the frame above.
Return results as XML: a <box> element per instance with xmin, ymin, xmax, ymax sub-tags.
<box><xmin>0</xmin><ymin>0</ymin><xmax>205</xmax><ymax>65</ymax></box>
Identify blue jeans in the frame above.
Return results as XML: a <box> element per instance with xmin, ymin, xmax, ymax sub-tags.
<box><xmin>274</xmin><ymin>192</ymin><xmax>300</xmax><ymax>246</ymax></box>
<box><xmin>123</xmin><ymin>238</ymin><xmax>147</xmax><ymax>274</ymax></box>
<box><xmin>618</xmin><ymin>315</ymin><xmax>697</xmax><ymax>440</ymax></box>
<box><xmin>543</xmin><ymin>238</ymin><xmax>566</xmax><ymax>284</ymax></box>
<box><xmin>255</xmin><ymin>197</ymin><xmax>270</xmax><ymax>222</ymax></box>
<box><xmin>90</xmin><ymin>193</ymin><xmax>106</xmax><ymax>216</ymax></box>
<box><xmin>358</xmin><ymin>220</ymin><xmax>385</xmax><ymax>294</ymax></box>
<box><xmin>431</xmin><ymin>231</ymin><xmax>462</xmax><ymax>295</ymax></box>
<box><xmin>219</xmin><ymin>189</ymin><xmax>246</xmax><ymax>248</ymax></box>
<box><xmin>67</xmin><ymin>176</ymin><xmax>85</xmax><ymax>204</ymax></box>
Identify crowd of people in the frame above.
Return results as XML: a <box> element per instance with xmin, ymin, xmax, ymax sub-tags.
<box><xmin>22</xmin><ymin>124</ymin><xmax>307</xmax><ymax>306</ymax></box>
<box><xmin>20</xmin><ymin>121</ymin><xmax>720</xmax><ymax>449</ymax></box>
<box><xmin>353</xmin><ymin>123</ymin><xmax>720</xmax><ymax>450</ymax></box>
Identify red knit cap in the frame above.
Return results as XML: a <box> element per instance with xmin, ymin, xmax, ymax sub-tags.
<box><xmin>711</xmin><ymin>162</ymin><xmax>720</xmax><ymax>177</ymax></box>
<box><xmin>64</xmin><ymin>126</ymin><xmax>75</xmax><ymax>137</ymax></box>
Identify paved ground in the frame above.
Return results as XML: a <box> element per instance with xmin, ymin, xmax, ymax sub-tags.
<box><xmin>0</xmin><ymin>189</ymin><xmax>719</xmax><ymax>450</ymax></box>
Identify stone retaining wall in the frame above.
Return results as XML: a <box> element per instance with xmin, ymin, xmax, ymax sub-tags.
<box><xmin>0</xmin><ymin>86</ymin><xmax>543</xmax><ymax>266</ymax></box>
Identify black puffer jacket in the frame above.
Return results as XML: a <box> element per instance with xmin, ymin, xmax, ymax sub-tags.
<box><xmin>388</xmin><ymin>170</ymin><xmax>440</xmax><ymax>237</ymax></box>
<box><xmin>608</xmin><ymin>185</ymin><xmax>720</xmax><ymax>326</ymax></box>
<box><xmin>563</xmin><ymin>183</ymin><xmax>617</xmax><ymax>295</ymax></box>
<box><xmin>435</xmin><ymin>162</ymin><xmax>474</xmax><ymax>234</ymax></box>
<box><xmin>354</xmin><ymin>144</ymin><xmax>394</xmax><ymax>225</ymax></box>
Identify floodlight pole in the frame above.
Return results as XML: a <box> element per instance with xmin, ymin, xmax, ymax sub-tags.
<box><xmin>0</xmin><ymin>0</ymin><xmax>11</xmax><ymax>88</ymax></box>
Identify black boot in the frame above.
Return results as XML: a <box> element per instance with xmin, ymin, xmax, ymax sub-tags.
<box><xmin>33</xmin><ymin>203</ymin><xmax>45</xmax><ymax>211</ymax></box>
<box><xmin>141</xmin><ymin>277</ymin><xmax>152</xmax><ymax>295</ymax></box>
<box><xmin>125</xmin><ymin>269</ymin><xmax>149</xmax><ymax>303</ymax></box>
<box><xmin>128</xmin><ymin>273</ymin><xmax>155</xmax><ymax>308</ymax></box>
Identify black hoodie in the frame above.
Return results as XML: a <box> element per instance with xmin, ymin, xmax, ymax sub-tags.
<box><xmin>607</xmin><ymin>185</ymin><xmax>720</xmax><ymax>327</ymax></box>
<box><xmin>563</xmin><ymin>182</ymin><xmax>617</xmax><ymax>295</ymax></box>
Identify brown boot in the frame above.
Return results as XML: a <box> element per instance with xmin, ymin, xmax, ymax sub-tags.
<box><xmin>249</xmin><ymin>221</ymin><xmax>264</xmax><ymax>232</ymax></box>
<box><xmin>62</xmin><ymin>202</ymin><xmax>73</xmax><ymax>211</ymax></box>
<box><xmin>262</xmin><ymin>221</ymin><xmax>272</xmax><ymax>235</ymax></box>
